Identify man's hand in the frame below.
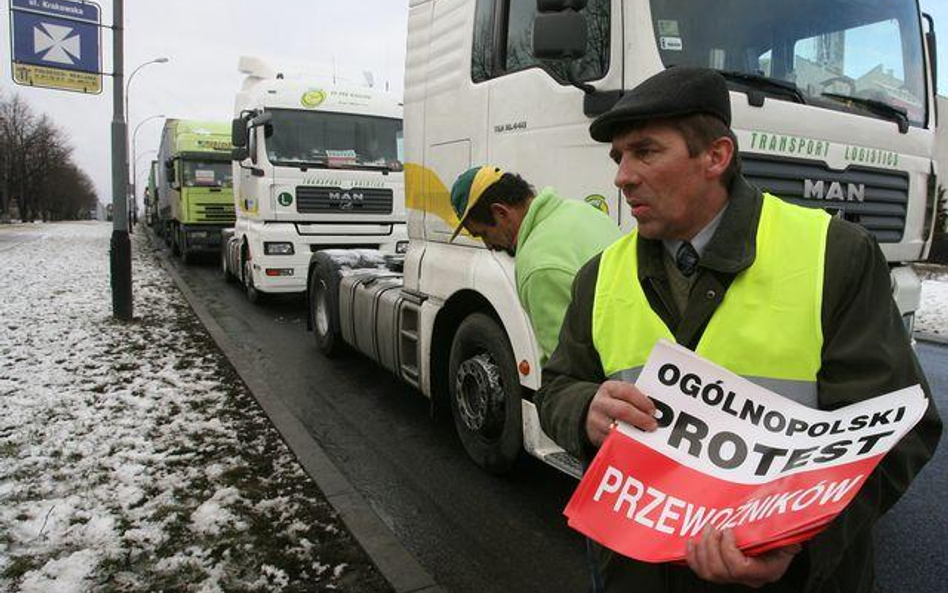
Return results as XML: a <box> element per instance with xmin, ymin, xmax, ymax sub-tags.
<box><xmin>685</xmin><ymin>527</ymin><xmax>801</xmax><ymax>588</ymax></box>
<box><xmin>585</xmin><ymin>380</ymin><xmax>658</xmax><ymax>447</ymax></box>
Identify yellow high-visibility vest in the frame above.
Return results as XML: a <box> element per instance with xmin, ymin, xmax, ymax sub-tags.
<box><xmin>592</xmin><ymin>194</ymin><xmax>830</xmax><ymax>406</ymax></box>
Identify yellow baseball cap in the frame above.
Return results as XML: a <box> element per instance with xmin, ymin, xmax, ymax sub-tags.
<box><xmin>449</xmin><ymin>165</ymin><xmax>505</xmax><ymax>242</ymax></box>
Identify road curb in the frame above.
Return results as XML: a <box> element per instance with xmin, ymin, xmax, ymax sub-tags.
<box><xmin>915</xmin><ymin>331</ymin><xmax>948</xmax><ymax>346</ymax></box>
<box><xmin>150</xmin><ymin>235</ymin><xmax>443</xmax><ymax>593</ymax></box>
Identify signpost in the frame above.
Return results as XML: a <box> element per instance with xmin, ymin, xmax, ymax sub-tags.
<box><xmin>9</xmin><ymin>0</ymin><xmax>102</xmax><ymax>94</ymax></box>
<box><xmin>8</xmin><ymin>0</ymin><xmax>132</xmax><ymax>319</ymax></box>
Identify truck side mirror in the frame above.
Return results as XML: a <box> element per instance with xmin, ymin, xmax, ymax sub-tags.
<box><xmin>533</xmin><ymin>12</ymin><xmax>588</xmax><ymax>61</ymax></box>
<box><xmin>232</xmin><ymin>146</ymin><xmax>249</xmax><ymax>162</ymax></box>
<box><xmin>232</xmin><ymin>118</ymin><xmax>248</xmax><ymax>147</ymax></box>
<box><xmin>250</xmin><ymin>112</ymin><xmax>272</xmax><ymax>127</ymax></box>
<box><xmin>924</xmin><ymin>13</ymin><xmax>938</xmax><ymax>97</ymax></box>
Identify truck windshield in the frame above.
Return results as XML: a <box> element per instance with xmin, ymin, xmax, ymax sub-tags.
<box><xmin>648</xmin><ymin>0</ymin><xmax>927</xmax><ymax>125</ymax></box>
<box><xmin>182</xmin><ymin>160</ymin><xmax>233</xmax><ymax>188</ymax></box>
<box><xmin>265</xmin><ymin>109</ymin><xmax>404</xmax><ymax>171</ymax></box>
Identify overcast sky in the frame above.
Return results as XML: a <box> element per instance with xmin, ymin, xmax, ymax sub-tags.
<box><xmin>1</xmin><ymin>0</ymin><xmax>947</xmax><ymax>207</ymax></box>
<box><xmin>0</xmin><ymin>0</ymin><xmax>410</xmax><ymax>205</ymax></box>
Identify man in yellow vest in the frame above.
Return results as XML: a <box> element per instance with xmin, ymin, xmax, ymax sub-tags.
<box><xmin>536</xmin><ymin>66</ymin><xmax>942</xmax><ymax>592</ymax></box>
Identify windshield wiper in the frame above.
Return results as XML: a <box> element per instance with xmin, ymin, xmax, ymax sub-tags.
<box><xmin>820</xmin><ymin>92</ymin><xmax>909</xmax><ymax>133</ymax></box>
<box><xmin>718</xmin><ymin>70</ymin><xmax>807</xmax><ymax>105</ymax></box>
<box><xmin>328</xmin><ymin>162</ymin><xmax>396</xmax><ymax>173</ymax></box>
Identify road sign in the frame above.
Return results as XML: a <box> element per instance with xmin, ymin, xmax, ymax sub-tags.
<box><xmin>9</xmin><ymin>0</ymin><xmax>102</xmax><ymax>94</ymax></box>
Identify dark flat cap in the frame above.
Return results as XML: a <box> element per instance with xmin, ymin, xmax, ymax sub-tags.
<box><xmin>590</xmin><ymin>67</ymin><xmax>731</xmax><ymax>142</ymax></box>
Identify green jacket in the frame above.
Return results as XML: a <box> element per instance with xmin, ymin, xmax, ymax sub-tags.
<box><xmin>516</xmin><ymin>188</ymin><xmax>622</xmax><ymax>366</ymax></box>
<box><xmin>536</xmin><ymin>175</ymin><xmax>942</xmax><ymax>593</ymax></box>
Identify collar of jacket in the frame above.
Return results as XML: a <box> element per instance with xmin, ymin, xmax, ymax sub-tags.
<box><xmin>516</xmin><ymin>187</ymin><xmax>561</xmax><ymax>252</ymax></box>
<box><xmin>637</xmin><ymin>174</ymin><xmax>763</xmax><ymax>281</ymax></box>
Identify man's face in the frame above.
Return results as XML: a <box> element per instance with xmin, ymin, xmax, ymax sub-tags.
<box><xmin>610</xmin><ymin>122</ymin><xmax>716</xmax><ymax>240</ymax></box>
<box><xmin>464</xmin><ymin>207</ymin><xmax>519</xmax><ymax>256</ymax></box>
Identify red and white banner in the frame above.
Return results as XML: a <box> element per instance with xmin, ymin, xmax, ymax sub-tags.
<box><xmin>564</xmin><ymin>340</ymin><xmax>928</xmax><ymax>563</ymax></box>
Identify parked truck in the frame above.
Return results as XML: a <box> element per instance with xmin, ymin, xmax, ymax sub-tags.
<box><xmin>308</xmin><ymin>0</ymin><xmax>940</xmax><ymax>476</ymax></box>
<box><xmin>222</xmin><ymin>56</ymin><xmax>408</xmax><ymax>303</ymax></box>
<box><xmin>144</xmin><ymin>159</ymin><xmax>158</xmax><ymax>228</ymax></box>
<box><xmin>156</xmin><ymin>119</ymin><xmax>235</xmax><ymax>263</ymax></box>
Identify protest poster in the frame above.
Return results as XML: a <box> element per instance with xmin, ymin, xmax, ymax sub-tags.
<box><xmin>564</xmin><ymin>340</ymin><xmax>928</xmax><ymax>563</ymax></box>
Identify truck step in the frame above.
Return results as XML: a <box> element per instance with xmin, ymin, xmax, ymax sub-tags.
<box><xmin>541</xmin><ymin>451</ymin><xmax>583</xmax><ymax>479</ymax></box>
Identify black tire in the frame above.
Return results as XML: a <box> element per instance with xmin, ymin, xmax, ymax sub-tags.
<box><xmin>179</xmin><ymin>227</ymin><xmax>192</xmax><ymax>265</ymax></box>
<box><xmin>308</xmin><ymin>252</ymin><xmax>345</xmax><ymax>357</ymax></box>
<box><xmin>243</xmin><ymin>255</ymin><xmax>262</xmax><ymax>304</ymax></box>
<box><xmin>169</xmin><ymin>223</ymin><xmax>179</xmax><ymax>255</ymax></box>
<box><xmin>220</xmin><ymin>246</ymin><xmax>235</xmax><ymax>283</ymax></box>
<box><xmin>448</xmin><ymin>313</ymin><xmax>522</xmax><ymax>474</ymax></box>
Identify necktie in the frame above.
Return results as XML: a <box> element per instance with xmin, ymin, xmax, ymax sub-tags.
<box><xmin>676</xmin><ymin>242</ymin><xmax>699</xmax><ymax>277</ymax></box>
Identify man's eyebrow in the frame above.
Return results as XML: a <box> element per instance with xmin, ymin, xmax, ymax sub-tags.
<box><xmin>610</xmin><ymin>137</ymin><xmax>659</xmax><ymax>161</ymax></box>
<box><xmin>626</xmin><ymin>137</ymin><xmax>659</xmax><ymax>150</ymax></box>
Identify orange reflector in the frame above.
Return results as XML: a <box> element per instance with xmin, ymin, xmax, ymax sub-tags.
<box><xmin>519</xmin><ymin>360</ymin><xmax>530</xmax><ymax>376</ymax></box>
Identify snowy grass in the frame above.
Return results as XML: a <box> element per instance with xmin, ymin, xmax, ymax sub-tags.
<box><xmin>0</xmin><ymin>223</ymin><xmax>391</xmax><ymax>592</ymax></box>
<box><xmin>916</xmin><ymin>265</ymin><xmax>948</xmax><ymax>336</ymax></box>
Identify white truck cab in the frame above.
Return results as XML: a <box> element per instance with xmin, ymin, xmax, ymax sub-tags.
<box><xmin>309</xmin><ymin>0</ymin><xmax>940</xmax><ymax>476</ymax></box>
<box><xmin>224</xmin><ymin>56</ymin><xmax>408</xmax><ymax>302</ymax></box>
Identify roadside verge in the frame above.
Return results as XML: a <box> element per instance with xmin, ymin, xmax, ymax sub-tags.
<box><xmin>154</xmin><ymin>238</ymin><xmax>442</xmax><ymax>593</ymax></box>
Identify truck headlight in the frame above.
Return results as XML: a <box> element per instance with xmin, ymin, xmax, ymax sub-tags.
<box><xmin>264</xmin><ymin>242</ymin><xmax>295</xmax><ymax>255</ymax></box>
<box><xmin>396</xmin><ymin>240</ymin><xmax>409</xmax><ymax>254</ymax></box>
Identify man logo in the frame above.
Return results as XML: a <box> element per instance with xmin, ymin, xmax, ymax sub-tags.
<box><xmin>329</xmin><ymin>191</ymin><xmax>364</xmax><ymax>210</ymax></box>
<box><xmin>804</xmin><ymin>179</ymin><xmax>866</xmax><ymax>202</ymax></box>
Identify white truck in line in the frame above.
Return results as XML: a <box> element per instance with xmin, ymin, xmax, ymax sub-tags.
<box><xmin>308</xmin><ymin>0</ymin><xmax>941</xmax><ymax>476</ymax></box>
<box><xmin>223</xmin><ymin>56</ymin><xmax>408</xmax><ymax>303</ymax></box>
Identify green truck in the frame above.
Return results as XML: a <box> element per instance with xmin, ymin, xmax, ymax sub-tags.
<box><xmin>156</xmin><ymin>119</ymin><xmax>235</xmax><ymax>262</ymax></box>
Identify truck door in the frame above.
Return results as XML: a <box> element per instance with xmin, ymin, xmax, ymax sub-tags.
<box><xmin>484</xmin><ymin>0</ymin><xmax>624</xmax><ymax>224</ymax></box>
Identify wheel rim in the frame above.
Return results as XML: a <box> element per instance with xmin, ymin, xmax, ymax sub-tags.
<box><xmin>314</xmin><ymin>279</ymin><xmax>330</xmax><ymax>336</ymax></box>
<box><xmin>454</xmin><ymin>353</ymin><xmax>505</xmax><ymax>439</ymax></box>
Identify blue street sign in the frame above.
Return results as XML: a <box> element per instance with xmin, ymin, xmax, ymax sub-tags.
<box><xmin>12</xmin><ymin>11</ymin><xmax>98</xmax><ymax>72</ymax></box>
<box><xmin>9</xmin><ymin>0</ymin><xmax>102</xmax><ymax>93</ymax></box>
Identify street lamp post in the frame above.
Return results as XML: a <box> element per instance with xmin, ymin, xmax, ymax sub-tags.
<box><xmin>110</xmin><ymin>0</ymin><xmax>131</xmax><ymax>320</ymax></box>
<box><xmin>124</xmin><ymin>57</ymin><xmax>168</xmax><ymax>228</ymax></box>
<box><xmin>132</xmin><ymin>114</ymin><xmax>165</xmax><ymax>226</ymax></box>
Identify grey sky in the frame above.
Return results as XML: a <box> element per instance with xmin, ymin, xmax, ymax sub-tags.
<box><xmin>1</xmin><ymin>0</ymin><xmax>947</xmax><ymax>207</ymax></box>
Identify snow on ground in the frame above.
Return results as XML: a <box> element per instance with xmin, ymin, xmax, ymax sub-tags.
<box><xmin>0</xmin><ymin>222</ymin><xmax>391</xmax><ymax>592</ymax></box>
<box><xmin>916</xmin><ymin>266</ymin><xmax>948</xmax><ymax>336</ymax></box>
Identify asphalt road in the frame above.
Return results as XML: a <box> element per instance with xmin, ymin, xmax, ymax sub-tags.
<box><xmin>165</xmin><ymin>246</ymin><xmax>948</xmax><ymax>593</ymax></box>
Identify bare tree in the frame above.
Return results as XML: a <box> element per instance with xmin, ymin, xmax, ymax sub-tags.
<box><xmin>0</xmin><ymin>92</ymin><xmax>98</xmax><ymax>222</ymax></box>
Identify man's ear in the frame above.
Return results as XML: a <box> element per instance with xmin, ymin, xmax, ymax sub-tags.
<box><xmin>490</xmin><ymin>202</ymin><xmax>510</xmax><ymax>220</ymax></box>
<box><xmin>705</xmin><ymin>136</ymin><xmax>735</xmax><ymax>180</ymax></box>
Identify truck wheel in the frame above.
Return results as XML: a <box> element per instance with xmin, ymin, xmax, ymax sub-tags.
<box><xmin>220</xmin><ymin>246</ymin><xmax>235</xmax><ymax>283</ymax></box>
<box><xmin>242</xmin><ymin>256</ymin><xmax>262</xmax><ymax>304</ymax></box>
<box><xmin>170</xmin><ymin>224</ymin><xmax>180</xmax><ymax>255</ymax></box>
<box><xmin>448</xmin><ymin>313</ymin><xmax>522</xmax><ymax>474</ymax></box>
<box><xmin>178</xmin><ymin>228</ymin><xmax>192</xmax><ymax>264</ymax></box>
<box><xmin>308</xmin><ymin>253</ymin><xmax>344</xmax><ymax>356</ymax></box>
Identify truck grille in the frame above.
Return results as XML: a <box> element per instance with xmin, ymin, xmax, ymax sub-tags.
<box><xmin>296</xmin><ymin>186</ymin><xmax>393</xmax><ymax>214</ymax></box>
<box><xmin>742</xmin><ymin>155</ymin><xmax>909</xmax><ymax>243</ymax></box>
<box><xmin>195</xmin><ymin>203</ymin><xmax>235</xmax><ymax>222</ymax></box>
